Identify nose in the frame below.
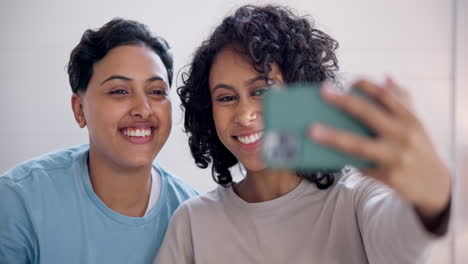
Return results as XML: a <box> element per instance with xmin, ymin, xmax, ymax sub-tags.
<box><xmin>234</xmin><ymin>99</ymin><xmax>261</xmax><ymax>127</ymax></box>
<box><xmin>130</xmin><ymin>94</ymin><xmax>153</xmax><ymax>119</ymax></box>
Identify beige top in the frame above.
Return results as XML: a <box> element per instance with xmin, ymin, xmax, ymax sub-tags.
<box><xmin>155</xmin><ymin>167</ymin><xmax>441</xmax><ymax>264</ymax></box>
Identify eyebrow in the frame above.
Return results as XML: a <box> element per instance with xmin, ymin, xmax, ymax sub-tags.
<box><xmin>100</xmin><ymin>75</ymin><xmax>167</xmax><ymax>86</ymax></box>
<box><xmin>211</xmin><ymin>75</ymin><xmax>270</xmax><ymax>94</ymax></box>
<box><xmin>244</xmin><ymin>75</ymin><xmax>269</xmax><ymax>86</ymax></box>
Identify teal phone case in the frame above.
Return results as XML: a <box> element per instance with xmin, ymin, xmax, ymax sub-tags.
<box><xmin>262</xmin><ymin>82</ymin><xmax>375</xmax><ymax>172</ymax></box>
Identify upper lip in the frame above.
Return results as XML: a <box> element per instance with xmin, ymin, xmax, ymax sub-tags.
<box><xmin>119</xmin><ymin>123</ymin><xmax>156</xmax><ymax>130</ymax></box>
<box><xmin>234</xmin><ymin>129</ymin><xmax>263</xmax><ymax>137</ymax></box>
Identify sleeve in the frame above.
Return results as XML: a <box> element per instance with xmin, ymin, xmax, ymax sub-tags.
<box><xmin>0</xmin><ymin>177</ymin><xmax>38</xmax><ymax>264</ymax></box>
<box><xmin>355</xmin><ymin>177</ymin><xmax>440</xmax><ymax>264</ymax></box>
<box><xmin>154</xmin><ymin>203</ymin><xmax>195</xmax><ymax>264</ymax></box>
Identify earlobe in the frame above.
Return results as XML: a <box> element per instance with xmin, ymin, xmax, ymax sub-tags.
<box><xmin>71</xmin><ymin>93</ymin><xmax>86</xmax><ymax>128</ymax></box>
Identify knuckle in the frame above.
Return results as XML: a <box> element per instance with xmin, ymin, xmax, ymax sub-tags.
<box><xmin>400</xmin><ymin>151</ymin><xmax>413</xmax><ymax>166</ymax></box>
<box><xmin>348</xmin><ymin>138</ymin><xmax>367</xmax><ymax>154</ymax></box>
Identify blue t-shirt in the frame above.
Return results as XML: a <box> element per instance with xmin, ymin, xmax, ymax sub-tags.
<box><xmin>0</xmin><ymin>145</ymin><xmax>198</xmax><ymax>264</ymax></box>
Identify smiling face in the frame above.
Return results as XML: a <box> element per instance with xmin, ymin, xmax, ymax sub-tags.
<box><xmin>209</xmin><ymin>46</ymin><xmax>284</xmax><ymax>172</ymax></box>
<box><xmin>72</xmin><ymin>44</ymin><xmax>171</xmax><ymax>170</ymax></box>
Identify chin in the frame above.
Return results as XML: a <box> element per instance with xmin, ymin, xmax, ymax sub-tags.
<box><xmin>118</xmin><ymin>155</ymin><xmax>155</xmax><ymax>170</ymax></box>
<box><xmin>240</xmin><ymin>159</ymin><xmax>267</xmax><ymax>173</ymax></box>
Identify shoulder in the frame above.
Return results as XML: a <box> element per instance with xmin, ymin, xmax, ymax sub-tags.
<box><xmin>335</xmin><ymin>166</ymin><xmax>390</xmax><ymax>195</ymax></box>
<box><xmin>330</xmin><ymin>166</ymin><xmax>394</xmax><ymax>207</ymax></box>
<box><xmin>0</xmin><ymin>145</ymin><xmax>89</xmax><ymax>215</ymax></box>
<box><xmin>154</xmin><ymin>164</ymin><xmax>199</xmax><ymax>200</ymax></box>
<box><xmin>160</xmin><ymin>188</ymin><xmax>236</xmax><ymax>263</ymax></box>
<box><xmin>0</xmin><ymin>144</ymin><xmax>89</xmax><ymax>185</ymax></box>
<box><xmin>0</xmin><ymin>178</ymin><xmax>37</xmax><ymax>262</ymax></box>
<box><xmin>163</xmin><ymin>187</ymin><xmax>227</xmax><ymax>234</ymax></box>
<box><xmin>172</xmin><ymin>185</ymin><xmax>228</xmax><ymax>219</ymax></box>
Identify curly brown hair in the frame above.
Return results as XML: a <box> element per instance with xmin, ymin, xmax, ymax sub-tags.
<box><xmin>178</xmin><ymin>5</ymin><xmax>340</xmax><ymax>188</ymax></box>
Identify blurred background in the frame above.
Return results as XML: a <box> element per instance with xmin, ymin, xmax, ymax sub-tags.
<box><xmin>1</xmin><ymin>0</ymin><xmax>466</xmax><ymax>263</ymax></box>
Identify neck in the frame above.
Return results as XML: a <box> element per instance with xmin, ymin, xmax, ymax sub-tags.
<box><xmin>87</xmin><ymin>148</ymin><xmax>152</xmax><ymax>217</ymax></box>
<box><xmin>234</xmin><ymin>169</ymin><xmax>302</xmax><ymax>203</ymax></box>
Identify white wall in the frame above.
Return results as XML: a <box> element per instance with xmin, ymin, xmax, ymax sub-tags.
<box><xmin>1</xmin><ymin>0</ymin><xmax>463</xmax><ymax>262</ymax></box>
<box><xmin>455</xmin><ymin>0</ymin><xmax>468</xmax><ymax>263</ymax></box>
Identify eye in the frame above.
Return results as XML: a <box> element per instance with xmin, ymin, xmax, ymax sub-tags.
<box><xmin>109</xmin><ymin>89</ymin><xmax>129</xmax><ymax>95</ymax></box>
<box><xmin>217</xmin><ymin>95</ymin><xmax>236</xmax><ymax>102</ymax></box>
<box><xmin>252</xmin><ymin>86</ymin><xmax>270</xmax><ymax>96</ymax></box>
<box><xmin>149</xmin><ymin>89</ymin><xmax>167</xmax><ymax>96</ymax></box>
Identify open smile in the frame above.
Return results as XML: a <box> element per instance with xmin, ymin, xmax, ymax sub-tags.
<box><xmin>120</xmin><ymin>127</ymin><xmax>156</xmax><ymax>144</ymax></box>
<box><xmin>235</xmin><ymin>131</ymin><xmax>263</xmax><ymax>144</ymax></box>
<box><xmin>233</xmin><ymin>131</ymin><xmax>263</xmax><ymax>151</ymax></box>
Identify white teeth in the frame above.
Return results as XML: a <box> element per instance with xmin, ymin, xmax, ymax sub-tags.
<box><xmin>237</xmin><ymin>132</ymin><xmax>263</xmax><ymax>144</ymax></box>
<box><xmin>123</xmin><ymin>128</ymin><xmax>152</xmax><ymax>137</ymax></box>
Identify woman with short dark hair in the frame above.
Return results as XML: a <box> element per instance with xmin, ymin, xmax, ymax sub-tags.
<box><xmin>0</xmin><ymin>18</ymin><xmax>197</xmax><ymax>264</ymax></box>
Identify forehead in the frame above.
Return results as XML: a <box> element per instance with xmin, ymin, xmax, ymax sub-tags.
<box><xmin>209</xmin><ymin>47</ymin><xmax>283</xmax><ymax>90</ymax></box>
<box><xmin>92</xmin><ymin>44</ymin><xmax>168</xmax><ymax>83</ymax></box>
<box><xmin>209</xmin><ymin>47</ymin><xmax>255</xmax><ymax>88</ymax></box>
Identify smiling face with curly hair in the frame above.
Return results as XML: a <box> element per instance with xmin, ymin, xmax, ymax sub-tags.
<box><xmin>209</xmin><ymin>46</ymin><xmax>285</xmax><ymax>172</ymax></box>
<box><xmin>178</xmin><ymin>5</ymin><xmax>340</xmax><ymax>186</ymax></box>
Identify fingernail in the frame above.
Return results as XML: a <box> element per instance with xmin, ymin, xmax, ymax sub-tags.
<box><xmin>321</xmin><ymin>82</ymin><xmax>342</xmax><ymax>99</ymax></box>
<box><xmin>385</xmin><ymin>76</ymin><xmax>396</xmax><ymax>87</ymax></box>
<box><xmin>310</xmin><ymin>124</ymin><xmax>326</xmax><ymax>139</ymax></box>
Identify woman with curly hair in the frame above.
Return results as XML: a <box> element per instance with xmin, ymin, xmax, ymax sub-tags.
<box><xmin>155</xmin><ymin>5</ymin><xmax>451</xmax><ymax>263</ymax></box>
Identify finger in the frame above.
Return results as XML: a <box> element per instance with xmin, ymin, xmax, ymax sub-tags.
<box><xmin>309</xmin><ymin>124</ymin><xmax>396</xmax><ymax>164</ymax></box>
<box><xmin>384</xmin><ymin>76</ymin><xmax>413</xmax><ymax>109</ymax></box>
<box><xmin>359</xmin><ymin>167</ymin><xmax>391</xmax><ymax>185</ymax></box>
<box><xmin>321</xmin><ymin>83</ymin><xmax>402</xmax><ymax>138</ymax></box>
<box><xmin>352</xmin><ymin>79</ymin><xmax>417</xmax><ymax>123</ymax></box>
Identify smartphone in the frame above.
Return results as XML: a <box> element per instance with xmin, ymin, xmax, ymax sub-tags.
<box><xmin>262</xmin><ymin>82</ymin><xmax>376</xmax><ymax>172</ymax></box>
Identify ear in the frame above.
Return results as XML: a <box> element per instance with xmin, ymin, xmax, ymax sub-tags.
<box><xmin>71</xmin><ymin>93</ymin><xmax>87</xmax><ymax>128</ymax></box>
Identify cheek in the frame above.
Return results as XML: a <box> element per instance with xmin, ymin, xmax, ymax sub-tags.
<box><xmin>212</xmin><ymin>106</ymin><xmax>221</xmax><ymax>130</ymax></box>
<box><xmin>85</xmin><ymin>101</ymin><xmax>126</xmax><ymax>130</ymax></box>
<box><xmin>153</xmin><ymin>100</ymin><xmax>172</xmax><ymax>126</ymax></box>
<box><xmin>212</xmin><ymin>107</ymin><xmax>230</xmax><ymax>140</ymax></box>
<box><xmin>152</xmin><ymin>101</ymin><xmax>172</xmax><ymax>117</ymax></box>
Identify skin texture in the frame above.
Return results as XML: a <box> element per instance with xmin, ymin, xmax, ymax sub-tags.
<box><xmin>71</xmin><ymin>44</ymin><xmax>172</xmax><ymax>217</ymax></box>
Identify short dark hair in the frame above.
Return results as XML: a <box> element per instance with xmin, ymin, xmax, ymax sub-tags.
<box><xmin>67</xmin><ymin>18</ymin><xmax>173</xmax><ymax>93</ymax></box>
<box><xmin>178</xmin><ymin>5</ymin><xmax>339</xmax><ymax>188</ymax></box>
